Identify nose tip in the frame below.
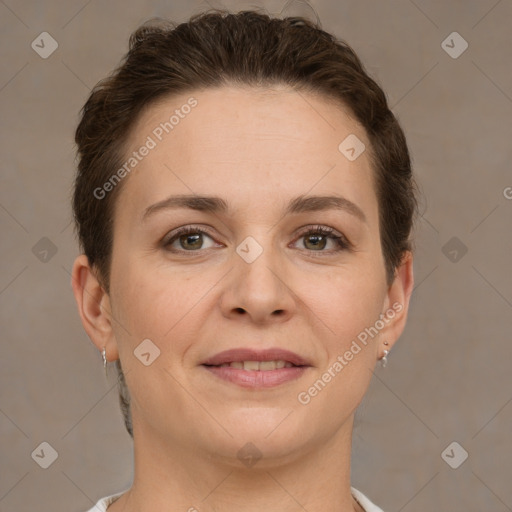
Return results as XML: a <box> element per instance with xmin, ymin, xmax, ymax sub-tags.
<box><xmin>223</xmin><ymin>252</ymin><xmax>296</xmax><ymax>324</ymax></box>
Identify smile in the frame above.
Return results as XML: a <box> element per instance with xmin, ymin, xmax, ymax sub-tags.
<box><xmin>211</xmin><ymin>360</ymin><xmax>295</xmax><ymax>370</ymax></box>
<box><xmin>201</xmin><ymin>347</ymin><xmax>312</xmax><ymax>388</ymax></box>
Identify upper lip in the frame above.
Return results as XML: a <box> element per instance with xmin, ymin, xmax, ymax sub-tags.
<box><xmin>201</xmin><ymin>348</ymin><xmax>311</xmax><ymax>367</ymax></box>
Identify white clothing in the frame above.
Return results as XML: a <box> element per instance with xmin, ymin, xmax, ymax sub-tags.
<box><xmin>84</xmin><ymin>487</ymin><xmax>384</xmax><ymax>511</ymax></box>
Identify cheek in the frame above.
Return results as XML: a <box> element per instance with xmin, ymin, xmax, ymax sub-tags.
<box><xmin>296</xmin><ymin>272</ymin><xmax>382</xmax><ymax>418</ymax></box>
<box><xmin>304</xmin><ymin>261</ymin><xmax>385</xmax><ymax>343</ymax></box>
<box><xmin>110</xmin><ymin>256</ymin><xmax>212</xmax><ymax>354</ymax></box>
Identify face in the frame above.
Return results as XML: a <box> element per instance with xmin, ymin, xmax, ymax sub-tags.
<box><xmin>99</xmin><ymin>85</ymin><xmax>408</xmax><ymax>464</ymax></box>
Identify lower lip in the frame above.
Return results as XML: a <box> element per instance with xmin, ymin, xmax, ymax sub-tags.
<box><xmin>202</xmin><ymin>365</ymin><xmax>309</xmax><ymax>388</ymax></box>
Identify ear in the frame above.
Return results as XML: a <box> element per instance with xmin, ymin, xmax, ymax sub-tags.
<box><xmin>379</xmin><ymin>251</ymin><xmax>414</xmax><ymax>353</ymax></box>
<box><xmin>71</xmin><ymin>254</ymin><xmax>119</xmax><ymax>363</ymax></box>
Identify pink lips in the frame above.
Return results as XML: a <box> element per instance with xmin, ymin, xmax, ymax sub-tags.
<box><xmin>201</xmin><ymin>348</ymin><xmax>310</xmax><ymax>367</ymax></box>
<box><xmin>201</xmin><ymin>348</ymin><xmax>311</xmax><ymax>388</ymax></box>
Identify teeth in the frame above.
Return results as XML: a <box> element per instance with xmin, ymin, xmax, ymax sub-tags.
<box><xmin>218</xmin><ymin>360</ymin><xmax>295</xmax><ymax>370</ymax></box>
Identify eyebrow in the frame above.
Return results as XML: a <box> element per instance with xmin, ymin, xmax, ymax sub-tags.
<box><xmin>142</xmin><ymin>193</ymin><xmax>367</xmax><ymax>223</ymax></box>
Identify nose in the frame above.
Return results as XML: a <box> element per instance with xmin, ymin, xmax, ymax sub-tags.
<box><xmin>219</xmin><ymin>236</ymin><xmax>296</xmax><ymax>325</ymax></box>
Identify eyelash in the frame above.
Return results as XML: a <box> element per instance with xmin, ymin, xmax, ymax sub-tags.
<box><xmin>162</xmin><ymin>224</ymin><xmax>352</xmax><ymax>256</ymax></box>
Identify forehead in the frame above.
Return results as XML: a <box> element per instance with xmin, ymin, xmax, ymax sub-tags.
<box><xmin>114</xmin><ymin>85</ymin><xmax>377</xmax><ymax>225</ymax></box>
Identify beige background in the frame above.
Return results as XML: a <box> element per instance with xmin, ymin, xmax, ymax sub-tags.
<box><xmin>1</xmin><ymin>0</ymin><xmax>511</xmax><ymax>510</ymax></box>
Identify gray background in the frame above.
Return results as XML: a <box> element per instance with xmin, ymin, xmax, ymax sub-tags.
<box><xmin>1</xmin><ymin>0</ymin><xmax>511</xmax><ymax>510</ymax></box>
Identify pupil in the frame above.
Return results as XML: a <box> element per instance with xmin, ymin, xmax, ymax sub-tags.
<box><xmin>181</xmin><ymin>233</ymin><xmax>201</xmax><ymax>250</ymax></box>
<box><xmin>306</xmin><ymin>234</ymin><xmax>326</xmax><ymax>250</ymax></box>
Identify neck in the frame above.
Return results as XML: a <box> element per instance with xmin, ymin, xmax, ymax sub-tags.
<box><xmin>109</xmin><ymin>414</ymin><xmax>361</xmax><ymax>512</ymax></box>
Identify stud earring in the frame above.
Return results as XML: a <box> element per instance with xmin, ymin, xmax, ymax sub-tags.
<box><xmin>102</xmin><ymin>347</ymin><xmax>108</xmax><ymax>377</ymax></box>
<box><xmin>380</xmin><ymin>341</ymin><xmax>390</xmax><ymax>368</ymax></box>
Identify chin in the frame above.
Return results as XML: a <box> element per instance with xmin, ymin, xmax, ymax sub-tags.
<box><xmin>195</xmin><ymin>408</ymin><xmax>314</xmax><ymax>465</ymax></box>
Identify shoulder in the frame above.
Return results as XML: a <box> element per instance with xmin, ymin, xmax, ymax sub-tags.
<box><xmin>351</xmin><ymin>487</ymin><xmax>386</xmax><ymax>512</ymax></box>
<box><xmin>82</xmin><ymin>490</ymin><xmax>126</xmax><ymax>512</ymax></box>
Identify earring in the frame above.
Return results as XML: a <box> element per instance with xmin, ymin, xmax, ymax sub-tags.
<box><xmin>380</xmin><ymin>341</ymin><xmax>390</xmax><ymax>368</ymax></box>
<box><xmin>102</xmin><ymin>347</ymin><xmax>108</xmax><ymax>377</ymax></box>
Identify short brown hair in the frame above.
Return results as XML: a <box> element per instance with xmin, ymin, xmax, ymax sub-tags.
<box><xmin>73</xmin><ymin>9</ymin><xmax>419</xmax><ymax>438</ymax></box>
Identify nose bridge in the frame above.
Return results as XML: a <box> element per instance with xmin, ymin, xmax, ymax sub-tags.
<box><xmin>223</xmin><ymin>227</ymin><xmax>295</xmax><ymax>321</ymax></box>
<box><xmin>236</xmin><ymin>230</ymin><xmax>282</xmax><ymax>290</ymax></box>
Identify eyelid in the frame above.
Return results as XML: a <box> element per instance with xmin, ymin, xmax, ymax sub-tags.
<box><xmin>292</xmin><ymin>224</ymin><xmax>353</xmax><ymax>252</ymax></box>
<box><xmin>162</xmin><ymin>224</ymin><xmax>218</xmax><ymax>244</ymax></box>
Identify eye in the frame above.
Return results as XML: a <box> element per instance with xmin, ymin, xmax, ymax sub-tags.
<box><xmin>292</xmin><ymin>225</ymin><xmax>351</xmax><ymax>254</ymax></box>
<box><xmin>162</xmin><ymin>224</ymin><xmax>352</xmax><ymax>256</ymax></box>
<box><xmin>163</xmin><ymin>226</ymin><xmax>219</xmax><ymax>253</ymax></box>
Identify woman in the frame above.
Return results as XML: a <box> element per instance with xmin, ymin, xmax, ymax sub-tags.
<box><xmin>71</xmin><ymin>9</ymin><xmax>417</xmax><ymax>512</ymax></box>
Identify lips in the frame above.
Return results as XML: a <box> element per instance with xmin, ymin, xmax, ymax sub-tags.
<box><xmin>201</xmin><ymin>348</ymin><xmax>311</xmax><ymax>368</ymax></box>
<box><xmin>201</xmin><ymin>347</ymin><xmax>311</xmax><ymax>388</ymax></box>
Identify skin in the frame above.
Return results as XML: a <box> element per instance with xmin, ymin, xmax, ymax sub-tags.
<box><xmin>72</xmin><ymin>85</ymin><xmax>414</xmax><ymax>512</ymax></box>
